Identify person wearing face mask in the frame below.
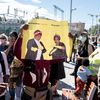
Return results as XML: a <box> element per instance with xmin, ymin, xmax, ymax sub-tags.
<box><xmin>0</xmin><ymin>34</ymin><xmax>8</xmax><ymax>51</ymax></box>
<box><xmin>70</xmin><ymin>30</ymin><xmax>94</xmax><ymax>87</ymax></box>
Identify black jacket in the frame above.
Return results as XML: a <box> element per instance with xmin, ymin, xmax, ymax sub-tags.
<box><xmin>25</xmin><ymin>39</ymin><xmax>46</xmax><ymax>60</ymax></box>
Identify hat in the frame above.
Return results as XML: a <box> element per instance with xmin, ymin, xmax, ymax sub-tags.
<box><xmin>81</xmin><ymin>29</ymin><xmax>88</xmax><ymax>34</ymax></box>
<box><xmin>34</xmin><ymin>30</ymin><xmax>42</xmax><ymax>36</ymax></box>
<box><xmin>0</xmin><ymin>33</ymin><xmax>8</xmax><ymax>40</ymax></box>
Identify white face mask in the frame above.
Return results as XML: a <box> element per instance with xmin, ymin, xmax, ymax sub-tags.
<box><xmin>78</xmin><ymin>36</ymin><xmax>87</xmax><ymax>43</ymax></box>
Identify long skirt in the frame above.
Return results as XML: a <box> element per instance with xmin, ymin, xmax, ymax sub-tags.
<box><xmin>49</xmin><ymin>60</ymin><xmax>65</xmax><ymax>86</ymax></box>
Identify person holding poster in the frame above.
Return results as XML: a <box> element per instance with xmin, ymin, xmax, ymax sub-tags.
<box><xmin>49</xmin><ymin>34</ymin><xmax>66</xmax><ymax>96</ymax></box>
<box><xmin>13</xmin><ymin>18</ymin><xmax>71</xmax><ymax>100</ymax></box>
<box><xmin>25</xmin><ymin>30</ymin><xmax>46</xmax><ymax>60</ymax></box>
<box><xmin>13</xmin><ymin>25</ymin><xmax>52</xmax><ymax>100</ymax></box>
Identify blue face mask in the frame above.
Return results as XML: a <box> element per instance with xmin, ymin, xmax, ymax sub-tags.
<box><xmin>97</xmin><ymin>44</ymin><xmax>100</xmax><ymax>48</ymax></box>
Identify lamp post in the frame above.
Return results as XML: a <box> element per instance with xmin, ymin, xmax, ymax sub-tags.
<box><xmin>88</xmin><ymin>14</ymin><xmax>94</xmax><ymax>27</ymax></box>
<box><xmin>95</xmin><ymin>15</ymin><xmax>100</xmax><ymax>34</ymax></box>
<box><xmin>88</xmin><ymin>14</ymin><xmax>100</xmax><ymax>34</ymax></box>
<box><xmin>96</xmin><ymin>15</ymin><xmax>98</xmax><ymax>34</ymax></box>
<box><xmin>69</xmin><ymin>0</ymin><xmax>72</xmax><ymax>32</ymax></box>
<box><xmin>88</xmin><ymin>14</ymin><xmax>94</xmax><ymax>35</ymax></box>
<box><xmin>69</xmin><ymin>0</ymin><xmax>76</xmax><ymax>32</ymax></box>
<box><xmin>96</xmin><ymin>15</ymin><xmax>98</xmax><ymax>25</ymax></box>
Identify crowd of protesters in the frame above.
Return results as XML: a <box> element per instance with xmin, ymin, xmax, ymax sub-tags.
<box><xmin>0</xmin><ymin>24</ymin><xmax>100</xmax><ymax>100</ymax></box>
<box><xmin>70</xmin><ymin>30</ymin><xmax>100</xmax><ymax>99</ymax></box>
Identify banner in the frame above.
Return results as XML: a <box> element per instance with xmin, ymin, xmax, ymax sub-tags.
<box><xmin>18</xmin><ymin>18</ymin><xmax>73</xmax><ymax>60</ymax></box>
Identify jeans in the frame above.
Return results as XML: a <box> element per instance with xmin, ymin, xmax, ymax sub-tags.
<box><xmin>14</xmin><ymin>85</ymin><xmax>22</xmax><ymax>100</ymax></box>
<box><xmin>5</xmin><ymin>89</ymin><xmax>10</xmax><ymax>100</ymax></box>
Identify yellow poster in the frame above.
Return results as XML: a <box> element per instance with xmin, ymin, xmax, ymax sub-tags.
<box><xmin>21</xmin><ymin>18</ymin><xmax>73</xmax><ymax>60</ymax></box>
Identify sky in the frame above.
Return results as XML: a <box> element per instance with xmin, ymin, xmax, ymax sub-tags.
<box><xmin>0</xmin><ymin>0</ymin><xmax>100</xmax><ymax>29</ymax></box>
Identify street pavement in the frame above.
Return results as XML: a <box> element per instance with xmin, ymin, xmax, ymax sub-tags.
<box><xmin>53</xmin><ymin>62</ymin><xmax>75</xmax><ymax>100</ymax></box>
